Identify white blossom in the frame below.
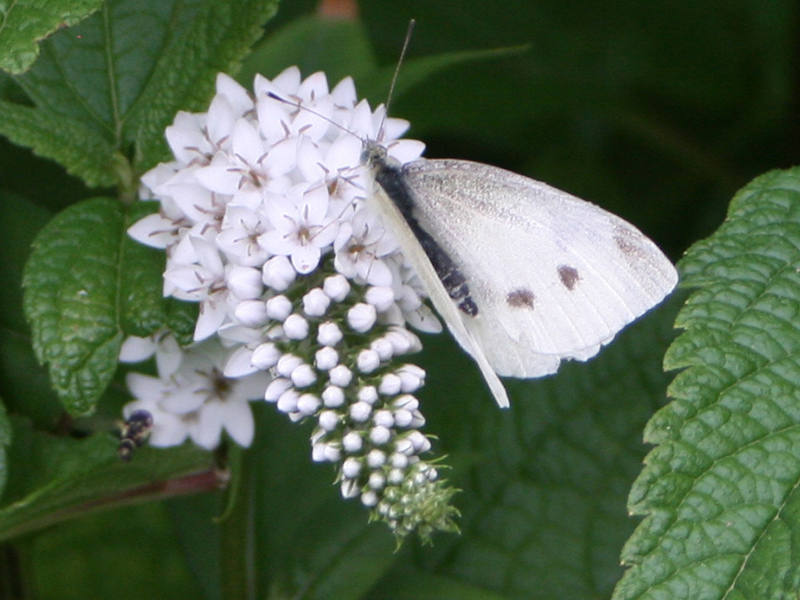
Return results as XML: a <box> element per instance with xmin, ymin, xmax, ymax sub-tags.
<box><xmin>251</xmin><ymin>342</ymin><xmax>281</xmax><ymax>370</ymax></box>
<box><xmin>261</xmin><ymin>256</ymin><xmax>297</xmax><ymax>291</ymax></box>
<box><xmin>233</xmin><ymin>300</ymin><xmax>269</xmax><ymax>328</ymax></box>
<box><xmin>347</xmin><ymin>303</ymin><xmax>377</xmax><ymax>333</ymax></box>
<box><xmin>342</xmin><ymin>431</ymin><xmax>363</xmax><ymax>452</ymax></box>
<box><xmin>322</xmin><ymin>385</ymin><xmax>345</xmax><ymax>407</ymax></box>
<box><xmin>356</xmin><ymin>349</ymin><xmax>380</xmax><ymax>373</ymax></box>
<box><xmin>328</xmin><ymin>365</ymin><xmax>352</xmax><ymax>387</ymax></box>
<box><xmin>317</xmin><ymin>321</ymin><xmax>343</xmax><ymax>346</ymax></box>
<box><xmin>370</xmin><ymin>426</ymin><xmax>392</xmax><ymax>445</ymax></box>
<box><xmin>125</xmin><ymin>67</ymin><xmax>459</xmax><ymax>541</ymax></box>
<box><xmin>258</xmin><ymin>186</ymin><xmax>339</xmax><ymax>274</ymax></box>
<box><xmin>379</xmin><ymin>373</ymin><xmax>402</xmax><ymax>396</ymax></box>
<box><xmin>318</xmin><ymin>410</ymin><xmax>340</xmax><ymax>431</ymax></box>
<box><xmin>122</xmin><ymin>338</ymin><xmax>268</xmax><ymax>450</ymax></box>
<box><xmin>291</xmin><ymin>364</ymin><xmax>317</xmax><ymax>388</ymax></box>
<box><xmin>314</xmin><ymin>346</ymin><xmax>338</xmax><ymax>371</ymax></box>
<box><xmin>283</xmin><ymin>314</ymin><xmax>309</xmax><ymax>340</ymax></box>
<box><xmin>342</xmin><ymin>457</ymin><xmax>362</xmax><ymax>478</ymax></box>
<box><xmin>265</xmin><ymin>378</ymin><xmax>293</xmax><ymax>402</ymax></box>
<box><xmin>358</xmin><ymin>386</ymin><xmax>378</xmax><ymax>404</ymax></box>
<box><xmin>302</xmin><ymin>288</ymin><xmax>331</xmax><ymax>316</ymax></box>
<box><xmin>349</xmin><ymin>401</ymin><xmax>372</xmax><ymax>423</ymax></box>
<box><xmin>322</xmin><ymin>274</ymin><xmax>350</xmax><ymax>301</ymax></box>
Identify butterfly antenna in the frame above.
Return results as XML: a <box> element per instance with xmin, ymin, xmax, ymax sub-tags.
<box><xmin>266</xmin><ymin>91</ymin><xmax>353</xmax><ymax>133</ymax></box>
<box><xmin>378</xmin><ymin>19</ymin><xmax>416</xmax><ymax>142</ymax></box>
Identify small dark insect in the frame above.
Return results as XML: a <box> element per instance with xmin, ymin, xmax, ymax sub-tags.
<box><xmin>118</xmin><ymin>410</ymin><xmax>154</xmax><ymax>461</ymax></box>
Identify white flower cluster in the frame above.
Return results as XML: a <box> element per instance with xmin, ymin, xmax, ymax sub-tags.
<box><xmin>121</xmin><ymin>334</ymin><xmax>270</xmax><ymax>450</ymax></box>
<box><xmin>123</xmin><ymin>67</ymin><xmax>458</xmax><ymax>538</ymax></box>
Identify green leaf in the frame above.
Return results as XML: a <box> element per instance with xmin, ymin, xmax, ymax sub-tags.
<box><xmin>617</xmin><ymin>167</ymin><xmax>800</xmax><ymax>600</ymax></box>
<box><xmin>122</xmin><ymin>0</ymin><xmax>280</xmax><ymax>171</ymax></box>
<box><xmin>23</xmin><ymin>198</ymin><xmax>126</xmax><ymax>414</ymax></box>
<box><xmin>0</xmin><ymin>99</ymin><xmax>119</xmax><ymax>188</ymax></box>
<box><xmin>165</xmin><ymin>493</ymin><xmax>224</xmax><ymax>599</ymax></box>
<box><xmin>0</xmin><ymin>0</ymin><xmax>103</xmax><ymax>74</ymax></box>
<box><xmin>7</xmin><ymin>0</ymin><xmax>278</xmax><ymax>188</ymax></box>
<box><xmin>0</xmin><ymin>415</ymin><xmax>216</xmax><ymax>543</ymax></box>
<box><xmin>22</xmin><ymin>198</ymin><xmax>183</xmax><ymax>415</ymax></box>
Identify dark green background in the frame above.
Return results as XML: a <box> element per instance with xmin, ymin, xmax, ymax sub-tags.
<box><xmin>1</xmin><ymin>0</ymin><xmax>797</xmax><ymax>598</ymax></box>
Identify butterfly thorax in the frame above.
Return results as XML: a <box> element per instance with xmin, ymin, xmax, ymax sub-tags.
<box><xmin>364</xmin><ymin>143</ymin><xmax>479</xmax><ymax>317</ymax></box>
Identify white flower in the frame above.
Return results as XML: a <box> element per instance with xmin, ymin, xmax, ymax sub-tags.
<box><xmin>283</xmin><ymin>314</ymin><xmax>309</xmax><ymax>340</ymax></box>
<box><xmin>233</xmin><ymin>300</ymin><xmax>269</xmax><ymax>328</ymax></box>
<box><xmin>318</xmin><ymin>410</ymin><xmax>340</xmax><ymax>432</ymax></box>
<box><xmin>164</xmin><ymin>236</ymin><xmax>233</xmax><ymax>341</ymax></box>
<box><xmin>123</xmin><ymin>338</ymin><xmax>270</xmax><ymax>450</ymax></box>
<box><xmin>119</xmin><ymin>331</ymin><xmax>183</xmax><ymax>379</ymax></box>
<box><xmin>378</xmin><ymin>373</ymin><xmax>402</xmax><ymax>396</ymax></box>
<box><xmin>258</xmin><ymin>186</ymin><xmax>339</xmax><ymax>274</ymax></box>
<box><xmin>251</xmin><ymin>342</ymin><xmax>281</xmax><ymax>370</ymax></box>
<box><xmin>127</xmin><ymin>210</ymin><xmax>187</xmax><ymax>250</ymax></box>
<box><xmin>322</xmin><ymin>274</ymin><xmax>350</xmax><ymax>302</ymax></box>
<box><xmin>317</xmin><ymin>321</ymin><xmax>343</xmax><ymax>346</ymax></box>
<box><xmin>322</xmin><ymin>385</ymin><xmax>345</xmax><ymax>407</ymax></box>
<box><xmin>274</xmin><ymin>354</ymin><xmax>302</xmax><ymax>378</ymax></box>
<box><xmin>291</xmin><ymin>364</ymin><xmax>317</xmax><ymax>388</ymax></box>
<box><xmin>365</xmin><ymin>286</ymin><xmax>395</xmax><ymax>312</ymax></box>
<box><xmin>329</xmin><ymin>364</ymin><xmax>352</xmax><ymax>387</ymax></box>
<box><xmin>261</xmin><ymin>256</ymin><xmax>297</xmax><ymax>291</ymax></box>
<box><xmin>265</xmin><ymin>378</ymin><xmax>293</xmax><ymax>402</ymax></box>
<box><xmin>370</xmin><ymin>337</ymin><xmax>395</xmax><ymax>361</ymax></box>
<box><xmin>217</xmin><ymin>204</ymin><xmax>271</xmax><ymax>267</ymax></box>
<box><xmin>164</xmin><ymin>111</ymin><xmax>215</xmax><ymax>166</ymax></box>
<box><xmin>347</xmin><ymin>302</ymin><xmax>377</xmax><ymax>333</ymax></box>
<box><xmin>296</xmin><ymin>393</ymin><xmax>320</xmax><ymax>415</ymax></box>
<box><xmin>356</xmin><ymin>348</ymin><xmax>380</xmax><ymax>373</ymax></box>
<box><xmin>314</xmin><ymin>346</ymin><xmax>338</xmax><ymax>371</ymax></box>
<box><xmin>342</xmin><ymin>431</ymin><xmax>362</xmax><ymax>452</ymax></box>
<box><xmin>342</xmin><ymin>457</ymin><xmax>361</xmax><ymax>478</ymax></box>
<box><xmin>302</xmin><ymin>288</ymin><xmax>331</xmax><ymax>316</ymax></box>
<box><xmin>350</xmin><ymin>401</ymin><xmax>372</xmax><ymax>422</ymax></box>
<box><xmin>334</xmin><ymin>209</ymin><xmax>396</xmax><ymax>286</ymax></box>
<box><xmin>126</xmin><ymin>67</ymin><xmax>460</xmax><ymax>540</ymax></box>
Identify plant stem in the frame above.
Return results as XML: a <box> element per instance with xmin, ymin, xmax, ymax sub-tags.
<box><xmin>219</xmin><ymin>445</ymin><xmax>255</xmax><ymax>600</ymax></box>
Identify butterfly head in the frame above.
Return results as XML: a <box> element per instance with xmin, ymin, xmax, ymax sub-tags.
<box><xmin>361</xmin><ymin>141</ymin><xmax>389</xmax><ymax>171</ymax></box>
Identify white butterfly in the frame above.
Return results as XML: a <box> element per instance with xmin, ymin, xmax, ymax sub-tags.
<box><xmin>364</xmin><ymin>144</ymin><xmax>678</xmax><ymax>408</ymax></box>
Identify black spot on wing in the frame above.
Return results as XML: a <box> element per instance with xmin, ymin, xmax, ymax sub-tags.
<box><xmin>613</xmin><ymin>225</ymin><xmax>648</xmax><ymax>261</ymax></box>
<box><xmin>507</xmin><ymin>288</ymin><xmax>535</xmax><ymax>309</ymax></box>
<box><xmin>558</xmin><ymin>265</ymin><xmax>580</xmax><ymax>290</ymax></box>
